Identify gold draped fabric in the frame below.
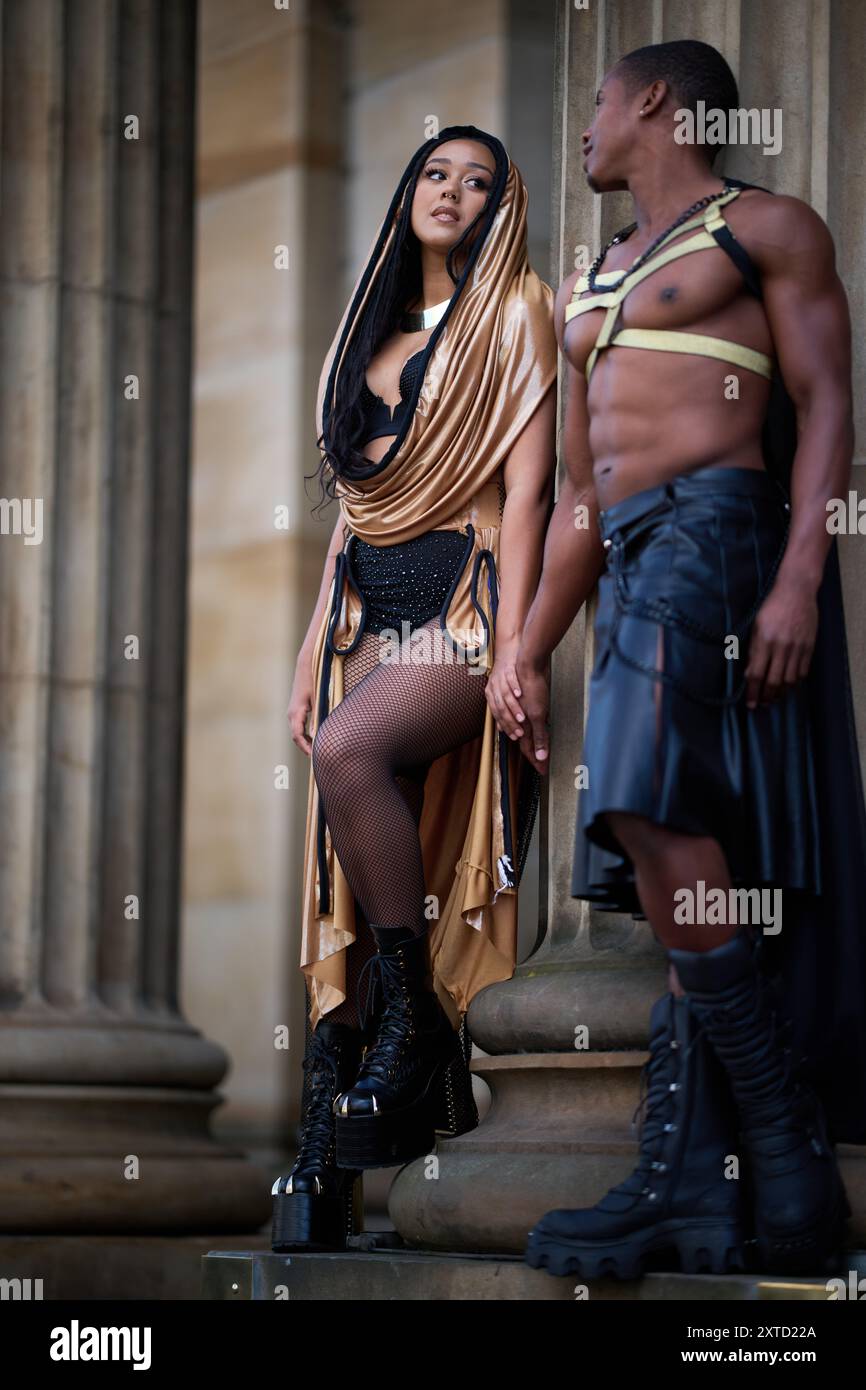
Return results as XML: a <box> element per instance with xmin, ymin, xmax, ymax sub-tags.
<box><xmin>300</xmin><ymin>136</ymin><xmax>557</xmax><ymax>1029</ymax></box>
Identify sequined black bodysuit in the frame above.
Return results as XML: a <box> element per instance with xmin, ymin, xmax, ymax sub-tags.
<box><xmin>352</xmin><ymin>348</ymin><xmax>469</xmax><ymax>636</ymax></box>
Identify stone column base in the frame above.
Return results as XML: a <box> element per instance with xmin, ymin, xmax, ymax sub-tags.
<box><xmin>390</xmin><ymin>1051</ymin><xmax>646</xmax><ymax>1253</ymax></box>
<box><xmin>0</xmin><ymin>1084</ymin><xmax>270</xmax><ymax>1232</ymax></box>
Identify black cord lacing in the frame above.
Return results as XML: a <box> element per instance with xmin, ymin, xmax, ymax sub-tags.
<box><xmin>354</xmin><ymin>948</ymin><xmax>423</xmax><ymax>1083</ymax></box>
<box><xmin>296</xmin><ymin>1028</ymin><xmax>343</xmax><ymax>1162</ymax></box>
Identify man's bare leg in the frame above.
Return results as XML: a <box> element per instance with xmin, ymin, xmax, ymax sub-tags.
<box><xmin>604</xmin><ymin>811</ymin><xmax>741</xmax><ymax>998</ymax></box>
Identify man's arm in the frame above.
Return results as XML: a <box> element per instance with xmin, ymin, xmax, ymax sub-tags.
<box><xmin>515</xmin><ymin>271</ymin><xmax>606</xmax><ymax>772</ymax></box>
<box><xmin>741</xmin><ymin>195</ymin><xmax>854</xmax><ymax>708</ymax></box>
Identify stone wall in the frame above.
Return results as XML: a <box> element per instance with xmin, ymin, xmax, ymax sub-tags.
<box><xmin>183</xmin><ymin>0</ymin><xmax>348</xmax><ymax>1156</ymax></box>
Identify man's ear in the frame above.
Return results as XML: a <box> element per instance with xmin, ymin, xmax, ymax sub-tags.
<box><xmin>638</xmin><ymin>78</ymin><xmax>669</xmax><ymax>117</ymax></box>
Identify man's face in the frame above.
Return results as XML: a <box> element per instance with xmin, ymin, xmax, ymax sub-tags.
<box><xmin>581</xmin><ymin>68</ymin><xmax>640</xmax><ymax>192</ymax></box>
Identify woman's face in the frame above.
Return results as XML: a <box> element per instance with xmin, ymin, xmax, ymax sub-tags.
<box><xmin>409</xmin><ymin>138</ymin><xmax>497</xmax><ymax>257</ymax></box>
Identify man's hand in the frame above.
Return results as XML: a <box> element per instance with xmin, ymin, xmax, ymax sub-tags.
<box><xmin>744</xmin><ymin>575</ymin><xmax>819</xmax><ymax>709</ymax></box>
<box><xmin>514</xmin><ymin>652</ymin><xmax>552</xmax><ymax>773</ymax></box>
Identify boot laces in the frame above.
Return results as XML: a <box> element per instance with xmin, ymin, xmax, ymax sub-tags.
<box><xmin>610</xmin><ymin>1018</ymin><xmax>702</xmax><ymax>1199</ymax></box>
<box><xmin>355</xmin><ymin>949</ymin><xmax>430</xmax><ymax>1084</ymax></box>
<box><xmin>356</xmin><ymin>949</ymin><xmax>392</xmax><ymax>1037</ymax></box>
<box><xmin>295</xmin><ymin>1030</ymin><xmax>342</xmax><ymax>1166</ymax></box>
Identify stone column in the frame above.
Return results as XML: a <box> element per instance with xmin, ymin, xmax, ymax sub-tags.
<box><xmin>390</xmin><ymin>0</ymin><xmax>866</xmax><ymax>1253</ymax></box>
<box><xmin>0</xmin><ymin>0</ymin><xmax>267</xmax><ymax>1231</ymax></box>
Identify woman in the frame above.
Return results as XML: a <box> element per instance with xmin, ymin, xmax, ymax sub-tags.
<box><xmin>271</xmin><ymin>125</ymin><xmax>557</xmax><ymax>1251</ymax></box>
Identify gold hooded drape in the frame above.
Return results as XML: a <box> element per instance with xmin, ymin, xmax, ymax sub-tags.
<box><xmin>300</xmin><ymin>127</ymin><xmax>557</xmax><ymax>1029</ymax></box>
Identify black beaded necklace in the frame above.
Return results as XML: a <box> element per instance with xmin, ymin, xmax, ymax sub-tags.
<box><xmin>586</xmin><ymin>182</ymin><xmax>734</xmax><ymax>292</ymax></box>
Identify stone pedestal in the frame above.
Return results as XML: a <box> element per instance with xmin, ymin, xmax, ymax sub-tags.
<box><xmin>201</xmin><ymin>1247</ymin><xmax>866</xmax><ymax>1302</ymax></box>
<box><xmin>0</xmin><ymin>0</ymin><xmax>266</xmax><ymax>1233</ymax></box>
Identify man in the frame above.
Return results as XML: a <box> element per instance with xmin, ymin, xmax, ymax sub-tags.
<box><xmin>499</xmin><ymin>39</ymin><xmax>865</xmax><ymax>1279</ymax></box>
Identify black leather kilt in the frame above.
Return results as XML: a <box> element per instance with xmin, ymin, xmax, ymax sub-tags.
<box><xmin>571</xmin><ymin>465</ymin><xmax>822</xmax><ymax>911</ymax></box>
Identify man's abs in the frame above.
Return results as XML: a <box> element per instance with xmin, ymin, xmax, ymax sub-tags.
<box><xmin>588</xmin><ymin>348</ymin><xmax>771</xmax><ymax>510</ymax></box>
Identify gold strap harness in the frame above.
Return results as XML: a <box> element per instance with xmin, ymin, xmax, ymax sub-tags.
<box><xmin>565</xmin><ymin>187</ymin><xmax>773</xmax><ymax>383</ymax></box>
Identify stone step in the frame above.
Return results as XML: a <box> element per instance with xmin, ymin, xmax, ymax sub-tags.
<box><xmin>201</xmin><ymin>1246</ymin><xmax>866</xmax><ymax>1301</ymax></box>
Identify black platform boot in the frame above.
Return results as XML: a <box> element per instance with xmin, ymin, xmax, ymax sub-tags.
<box><xmin>670</xmin><ymin>928</ymin><xmax>850</xmax><ymax>1276</ymax></box>
<box><xmin>524</xmin><ymin>993</ymin><xmax>747</xmax><ymax>1280</ymax></box>
<box><xmin>271</xmin><ymin>1017</ymin><xmax>365</xmax><ymax>1251</ymax></box>
<box><xmin>333</xmin><ymin>926</ymin><xmax>478</xmax><ymax>1170</ymax></box>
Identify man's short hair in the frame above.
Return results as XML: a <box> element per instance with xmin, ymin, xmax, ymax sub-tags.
<box><xmin>616</xmin><ymin>40</ymin><xmax>739</xmax><ymax>162</ymax></box>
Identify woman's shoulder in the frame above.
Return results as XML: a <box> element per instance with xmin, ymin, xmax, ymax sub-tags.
<box><xmin>502</xmin><ymin>274</ymin><xmax>555</xmax><ymax>324</ymax></box>
<box><xmin>498</xmin><ymin>275</ymin><xmax>557</xmax><ymax>352</ymax></box>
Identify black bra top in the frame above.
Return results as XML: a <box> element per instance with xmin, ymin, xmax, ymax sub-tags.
<box><xmin>358</xmin><ymin>349</ymin><xmax>425</xmax><ymax>442</ymax></box>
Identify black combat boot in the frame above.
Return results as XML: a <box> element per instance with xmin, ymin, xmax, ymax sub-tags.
<box><xmin>524</xmin><ymin>993</ymin><xmax>747</xmax><ymax>1280</ymax></box>
<box><xmin>271</xmin><ymin>1017</ymin><xmax>365</xmax><ymax>1251</ymax></box>
<box><xmin>333</xmin><ymin>926</ymin><xmax>478</xmax><ymax>1169</ymax></box>
<box><xmin>670</xmin><ymin>928</ymin><xmax>850</xmax><ymax>1275</ymax></box>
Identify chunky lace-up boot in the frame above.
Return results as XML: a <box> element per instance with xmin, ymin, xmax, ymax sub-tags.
<box><xmin>334</xmin><ymin>926</ymin><xmax>478</xmax><ymax>1169</ymax></box>
<box><xmin>525</xmin><ymin>993</ymin><xmax>746</xmax><ymax>1280</ymax></box>
<box><xmin>670</xmin><ymin>928</ymin><xmax>850</xmax><ymax>1275</ymax></box>
<box><xmin>271</xmin><ymin>1018</ymin><xmax>365</xmax><ymax>1251</ymax></box>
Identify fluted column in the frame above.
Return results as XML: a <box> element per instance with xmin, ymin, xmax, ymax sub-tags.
<box><xmin>391</xmin><ymin>0</ymin><xmax>866</xmax><ymax>1253</ymax></box>
<box><xmin>0</xmin><ymin>0</ymin><xmax>267</xmax><ymax>1231</ymax></box>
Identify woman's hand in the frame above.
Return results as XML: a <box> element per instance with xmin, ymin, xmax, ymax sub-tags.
<box><xmin>288</xmin><ymin>649</ymin><xmax>316</xmax><ymax>755</ymax></box>
<box><xmin>514</xmin><ymin>651</ymin><xmax>551</xmax><ymax>775</ymax></box>
<box><xmin>484</xmin><ymin>637</ymin><xmax>527</xmax><ymax>742</ymax></box>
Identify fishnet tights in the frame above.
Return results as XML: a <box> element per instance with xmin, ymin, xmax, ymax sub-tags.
<box><xmin>313</xmin><ymin>616</ymin><xmax>489</xmax><ymax>1028</ymax></box>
